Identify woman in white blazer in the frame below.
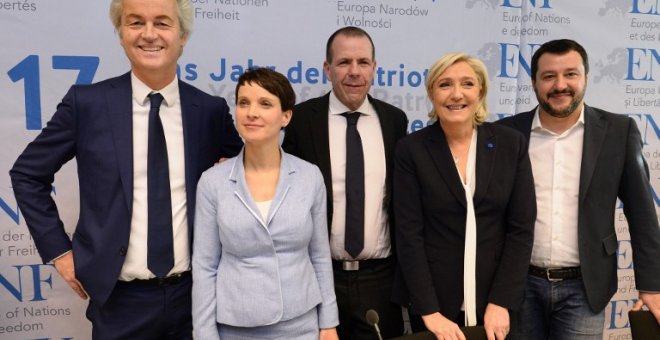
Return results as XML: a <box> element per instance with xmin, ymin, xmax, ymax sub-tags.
<box><xmin>192</xmin><ymin>68</ymin><xmax>339</xmax><ymax>339</ymax></box>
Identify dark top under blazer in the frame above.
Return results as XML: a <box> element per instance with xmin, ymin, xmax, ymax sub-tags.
<box><xmin>392</xmin><ymin>121</ymin><xmax>536</xmax><ymax>321</ymax></box>
<box><xmin>498</xmin><ymin>105</ymin><xmax>660</xmax><ymax>312</ymax></box>
<box><xmin>281</xmin><ymin>93</ymin><xmax>408</xmax><ymax>244</ymax></box>
<box><xmin>9</xmin><ymin>72</ymin><xmax>243</xmax><ymax>307</ymax></box>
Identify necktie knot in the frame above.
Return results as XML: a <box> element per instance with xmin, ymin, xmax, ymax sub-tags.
<box><xmin>341</xmin><ymin>112</ymin><xmax>361</xmax><ymax>126</ymax></box>
<box><xmin>148</xmin><ymin>93</ymin><xmax>164</xmax><ymax>110</ymax></box>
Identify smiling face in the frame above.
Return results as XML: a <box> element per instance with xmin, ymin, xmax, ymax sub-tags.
<box><xmin>533</xmin><ymin>50</ymin><xmax>587</xmax><ymax>119</ymax></box>
<box><xmin>119</xmin><ymin>0</ymin><xmax>186</xmax><ymax>89</ymax></box>
<box><xmin>323</xmin><ymin>34</ymin><xmax>376</xmax><ymax>111</ymax></box>
<box><xmin>236</xmin><ymin>83</ymin><xmax>292</xmax><ymax>147</ymax></box>
<box><xmin>429</xmin><ymin>61</ymin><xmax>482</xmax><ymax>128</ymax></box>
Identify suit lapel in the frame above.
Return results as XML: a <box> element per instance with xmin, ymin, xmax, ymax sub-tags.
<box><xmin>473</xmin><ymin>124</ymin><xmax>496</xmax><ymax>206</ymax></box>
<box><xmin>179</xmin><ymin>81</ymin><xmax>202</xmax><ymax>229</ymax></box>
<box><xmin>105</xmin><ymin>76</ymin><xmax>205</xmax><ymax>237</ymax></box>
<box><xmin>513</xmin><ymin>109</ymin><xmax>535</xmax><ymax>142</ymax></box>
<box><xmin>106</xmin><ymin>72</ymin><xmax>134</xmax><ymax>213</ymax></box>
<box><xmin>267</xmin><ymin>153</ymin><xmax>294</xmax><ymax>226</ymax></box>
<box><xmin>371</xmin><ymin>96</ymin><xmax>395</xmax><ymax>206</ymax></box>
<box><xmin>308</xmin><ymin>94</ymin><xmax>333</xmax><ymax>204</ymax></box>
<box><xmin>371</xmin><ymin>96</ymin><xmax>395</xmax><ymax>159</ymax></box>
<box><xmin>425</xmin><ymin>122</ymin><xmax>467</xmax><ymax>208</ymax></box>
<box><xmin>579</xmin><ymin>105</ymin><xmax>607</xmax><ymax>201</ymax></box>
<box><xmin>228</xmin><ymin>151</ymin><xmax>267</xmax><ymax>229</ymax></box>
<box><xmin>228</xmin><ymin>150</ymin><xmax>293</xmax><ymax>229</ymax></box>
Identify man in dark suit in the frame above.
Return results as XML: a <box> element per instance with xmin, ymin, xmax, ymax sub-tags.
<box><xmin>282</xmin><ymin>26</ymin><xmax>408</xmax><ymax>339</ymax></box>
<box><xmin>9</xmin><ymin>0</ymin><xmax>242</xmax><ymax>338</ymax></box>
<box><xmin>499</xmin><ymin>39</ymin><xmax>660</xmax><ymax>339</ymax></box>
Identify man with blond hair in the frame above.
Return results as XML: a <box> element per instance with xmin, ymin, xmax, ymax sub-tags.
<box><xmin>10</xmin><ymin>0</ymin><xmax>242</xmax><ymax>338</ymax></box>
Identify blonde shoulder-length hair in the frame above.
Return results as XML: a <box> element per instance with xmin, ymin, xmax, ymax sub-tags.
<box><xmin>426</xmin><ymin>53</ymin><xmax>489</xmax><ymax>125</ymax></box>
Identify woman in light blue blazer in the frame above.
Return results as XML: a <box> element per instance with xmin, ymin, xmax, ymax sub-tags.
<box><xmin>192</xmin><ymin>68</ymin><xmax>339</xmax><ymax>340</ymax></box>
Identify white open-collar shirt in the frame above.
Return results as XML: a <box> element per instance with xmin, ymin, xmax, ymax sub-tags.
<box><xmin>529</xmin><ymin>107</ymin><xmax>585</xmax><ymax>268</ymax></box>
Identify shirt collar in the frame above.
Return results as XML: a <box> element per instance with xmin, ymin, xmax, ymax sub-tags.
<box><xmin>131</xmin><ymin>72</ymin><xmax>180</xmax><ymax>107</ymax></box>
<box><xmin>328</xmin><ymin>90</ymin><xmax>372</xmax><ymax>116</ymax></box>
<box><xmin>531</xmin><ymin>105</ymin><xmax>585</xmax><ymax>133</ymax></box>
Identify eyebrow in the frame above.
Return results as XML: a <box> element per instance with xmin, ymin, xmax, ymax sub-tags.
<box><xmin>335</xmin><ymin>57</ymin><xmax>373</xmax><ymax>62</ymax></box>
<box><xmin>124</xmin><ymin>13</ymin><xmax>175</xmax><ymax>22</ymax></box>
<box><xmin>540</xmin><ymin>67</ymin><xmax>581</xmax><ymax>74</ymax></box>
<box><xmin>437</xmin><ymin>76</ymin><xmax>477</xmax><ymax>82</ymax></box>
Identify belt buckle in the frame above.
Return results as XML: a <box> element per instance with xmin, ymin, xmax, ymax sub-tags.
<box><xmin>342</xmin><ymin>260</ymin><xmax>359</xmax><ymax>271</ymax></box>
<box><xmin>546</xmin><ymin>267</ymin><xmax>562</xmax><ymax>282</ymax></box>
<box><xmin>156</xmin><ymin>276</ymin><xmax>170</xmax><ymax>287</ymax></box>
<box><xmin>158</xmin><ymin>272</ymin><xmax>183</xmax><ymax>287</ymax></box>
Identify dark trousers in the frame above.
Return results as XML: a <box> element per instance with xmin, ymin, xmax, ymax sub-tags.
<box><xmin>333</xmin><ymin>258</ymin><xmax>404</xmax><ymax>340</ymax></box>
<box><xmin>86</xmin><ymin>274</ymin><xmax>192</xmax><ymax>340</ymax></box>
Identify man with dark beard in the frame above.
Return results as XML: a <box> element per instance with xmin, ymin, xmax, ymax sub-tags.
<box><xmin>499</xmin><ymin>39</ymin><xmax>660</xmax><ymax>339</ymax></box>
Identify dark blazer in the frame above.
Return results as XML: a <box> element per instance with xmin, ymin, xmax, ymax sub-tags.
<box><xmin>392</xmin><ymin>121</ymin><xmax>536</xmax><ymax>322</ymax></box>
<box><xmin>281</xmin><ymin>93</ymin><xmax>408</xmax><ymax>239</ymax></box>
<box><xmin>498</xmin><ymin>105</ymin><xmax>660</xmax><ymax>312</ymax></box>
<box><xmin>9</xmin><ymin>72</ymin><xmax>242</xmax><ymax>307</ymax></box>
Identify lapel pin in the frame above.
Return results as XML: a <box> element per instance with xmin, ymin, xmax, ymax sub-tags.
<box><xmin>487</xmin><ymin>143</ymin><xmax>494</xmax><ymax>149</ymax></box>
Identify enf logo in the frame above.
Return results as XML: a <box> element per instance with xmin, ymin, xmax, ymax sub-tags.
<box><xmin>498</xmin><ymin>43</ymin><xmax>542</xmax><ymax>79</ymax></box>
<box><xmin>626</xmin><ymin>48</ymin><xmax>660</xmax><ymax>80</ymax></box>
<box><xmin>466</xmin><ymin>0</ymin><xmax>551</xmax><ymax>10</ymax></box>
<box><xmin>630</xmin><ymin>0</ymin><xmax>660</xmax><ymax>15</ymax></box>
<box><xmin>501</xmin><ymin>0</ymin><xmax>551</xmax><ymax>8</ymax></box>
<box><xmin>0</xmin><ymin>264</ymin><xmax>55</xmax><ymax>302</ymax></box>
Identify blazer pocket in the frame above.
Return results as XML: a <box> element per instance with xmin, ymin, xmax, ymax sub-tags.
<box><xmin>602</xmin><ymin>233</ymin><xmax>618</xmax><ymax>256</ymax></box>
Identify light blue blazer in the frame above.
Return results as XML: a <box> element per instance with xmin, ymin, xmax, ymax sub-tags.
<box><xmin>192</xmin><ymin>148</ymin><xmax>338</xmax><ymax>339</ymax></box>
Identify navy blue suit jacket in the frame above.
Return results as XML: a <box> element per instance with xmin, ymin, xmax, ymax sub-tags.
<box><xmin>10</xmin><ymin>72</ymin><xmax>242</xmax><ymax>306</ymax></box>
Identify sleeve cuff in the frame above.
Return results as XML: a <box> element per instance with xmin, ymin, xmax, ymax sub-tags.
<box><xmin>49</xmin><ymin>250</ymin><xmax>72</xmax><ymax>263</ymax></box>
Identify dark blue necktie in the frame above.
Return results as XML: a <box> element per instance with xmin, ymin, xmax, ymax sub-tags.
<box><xmin>342</xmin><ymin>112</ymin><xmax>365</xmax><ymax>258</ymax></box>
<box><xmin>146</xmin><ymin>93</ymin><xmax>174</xmax><ymax>278</ymax></box>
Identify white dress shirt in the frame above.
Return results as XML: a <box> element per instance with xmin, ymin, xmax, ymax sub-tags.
<box><xmin>119</xmin><ymin>73</ymin><xmax>189</xmax><ymax>280</ymax></box>
<box><xmin>327</xmin><ymin>91</ymin><xmax>390</xmax><ymax>260</ymax></box>
<box><xmin>529</xmin><ymin>107</ymin><xmax>585</xmax><ymax>268</ymax></box>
